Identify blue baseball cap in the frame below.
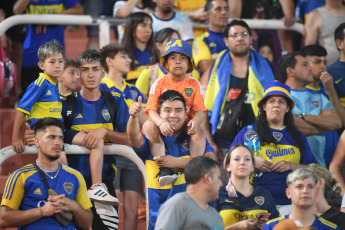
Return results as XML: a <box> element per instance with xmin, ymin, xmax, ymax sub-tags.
<box><xmin>160</xmin><ymin>39</ymin><xmax>194</xmax><ymax>73</ymax></box>
<box><xmin>258</xmin><ymin>81</ymin><xmax>295</xmax><ymax>108</ymax></box>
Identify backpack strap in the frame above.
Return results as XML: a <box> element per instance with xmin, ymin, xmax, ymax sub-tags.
<box><xmin>101</xmin><ymin>90</ymin><xmax>117</xmax><ymax>131</ymax></box>
<box><xmin>63</xmin><ymin>93</ymin><xmax>77</xmax><ymax>130</ymax></box>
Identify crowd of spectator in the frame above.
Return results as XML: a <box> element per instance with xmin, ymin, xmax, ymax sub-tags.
<box><xmin>1</xmin><ymin>0</ymin><xmax>345</xmax><ymax>230</ymax></box>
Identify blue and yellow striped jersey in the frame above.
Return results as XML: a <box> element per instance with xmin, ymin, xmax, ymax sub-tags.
<box><xmin>126</xmin><ymin>47</ymin><xmax>153</xmax><ymax>84</ymax></box>
<box><xmin>63</xmin><ymin>91</ymin><xmax>129</xmax><ymax>181</ymax></box>
<box><xmin>100</xmin><ymin>77</ymin><xmax>147</xmax><ymax>109</ymax></box>
<box><xmin>264</xmin><ymin>215</ymin><xmax>340</xmax><ymax>230</ymax></box>
<box><xmin>17</xmin><ymin>73</ymin><xmax>63</xmax><ymax>129</ymax></box>
<box><xmin>133</xmin><ymin>133</ymin><xmax>215</xmax><ymax>230</ymax></box>
<box><xmin>1</xmin><ymin>163</ymin><xmax>92</xmax><ymax>230</ymax></box>
<box><xmin>217</xmin><ymin>186</ymin><xmax>279</xmax><ymax>228</ymax></box>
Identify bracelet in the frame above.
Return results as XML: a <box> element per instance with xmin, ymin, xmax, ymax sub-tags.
<box><xmin>158</xmin><ymin>120</ymin><xmax>166</xmax><ymax>128</ymax></box>
<box><xmin>40</xmin><ymin>207</ymin><xmax>43</xmax><ymax>218</ymax></box>
<box><xmin>130</xmin><ymin>115</ymin><xmax>138</xmax><ymax>118</ymax></box>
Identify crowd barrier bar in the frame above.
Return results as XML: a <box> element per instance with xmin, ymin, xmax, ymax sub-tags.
<box><xmin>0</xmin><ymin>14</ymin><xmax>304</xmax><ymax>48</ymax></box>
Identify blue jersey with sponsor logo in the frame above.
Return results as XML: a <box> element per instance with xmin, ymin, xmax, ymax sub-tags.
<box><xmin>232</xmin><ymin>125</ymin><xmax>315</xmax><ymax>205</ymax></box>
<box><xmin>63</xmin><ymin>91</ymin><xmax>129</xmax><ymax>181</ymax></box>
<box><xmin>133</xmin><ymin>133</ymin><xmax>215</xmax><ymax>230</ymax></box>
<box><xmin>17</xmin><ymin>73</ymin><xmax>63</xmax><ymax>129</ymax></box>
<box><xmin>125</xmin><ymin>47</ymin><xmax>153</xmax><ymax>84</ymax></box>
<box><xmin>1</xmin><ymin>163</ymin><xmax>92</xmax><ymax>229</ymax></box>
<box><xmin>264</xmin><ymin>215</ymin><xmax>340</xmax><ymax>230</ymax></box>
<box><xmin>217</xmin><ymin>185</ymin><xmax>279</xmax><ymax>228</ymax></box>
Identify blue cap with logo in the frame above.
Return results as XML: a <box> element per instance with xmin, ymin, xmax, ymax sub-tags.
<box><xmin>258</xmin><ymin>80</ymin><xmax>295</xmax><ymax>109</ymax></box>
<box><xmin>160</xmin><ymin>39</ymin><xmax>194</xmax><ymax>73</ymax></box>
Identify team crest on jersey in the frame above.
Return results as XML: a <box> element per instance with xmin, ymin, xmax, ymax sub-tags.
<box><xmin>102</xmin><ymin>109</ymin><xmax>111</xmax><ymax>121</ymax></box>
<box><xmin>184</xmin><ymin>88</ymin><xmax>193</xmax><ymax>98</ymax></box>
<box><xmin>130</xmin><ymin>90</ymin><xmax>138</xmax><ymax>100</ymax></box>
<box><xmin>273</xmin><ymin>132</ymin><xmax>283</xmax><ymax>141</ymax></box>
<box><xmin>254</xmin><ymin>196</ymin><xmax>265</xmax><ymax>205</ymax></box>
<box><xmin>182</xmin><ymin>140</ymin><xmax>189</xmax><ymax>150</ymax></box>
<box><xmin>312</xmin><ymin>100</ymin><xmax>320</xmax><ymax>108</ymax></box>
<box><xmin>64</xmin><ymin>182</ymin><xmax>73</xmax><ymax>194</ymax></box>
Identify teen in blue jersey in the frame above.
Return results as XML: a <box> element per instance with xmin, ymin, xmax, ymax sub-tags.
<box><xmin>12</xmin><ymin>41</ymin><xmax>65</xmax><ymax>154</ymax></box>
<box><xmin>99</xmin><ymin>43</ymin><xmax>147</xmax><ymax>230</ymax></box>
<box><xmin>13</xmin><ymin>0</ymin><xmax>82</xmax><ymax>93</ymax></box>
<box><xmin>217</xmin><ymin>145</ymin><xmax>279</xmax><ymax>229</ymax></box>
<box><xmin>232</xmin><ymin>81</ymin><xmax>315</xmax><ymax>215</ymax></box>
<box><xmin>62</xmin><ymin>49</ymin><xmax>130</xmax><ymax>229</ymax></box>
<box><xmin>0</xmin><ymin>118</ymin><xmax>92</xmax><ymax>230</ymax></box>
<box><xmin>263</xmin><ymin>168</ymin><xmax>340</xmax><ymax>230</ymax></box>
<box><xmin>127</xmin><ymin>90</ymin><xmax>216</xmax><ymax>230</ymax></box>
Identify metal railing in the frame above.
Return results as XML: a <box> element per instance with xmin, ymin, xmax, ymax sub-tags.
<box><xmin>0</xmin><ymin>14</ymin><xmax>304</xmax><ymax>48</ymax></box>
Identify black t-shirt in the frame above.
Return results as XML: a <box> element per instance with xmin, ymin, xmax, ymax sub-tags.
<box><xmin>320</xmin><ymin>207</ymin><xmax>345</xmax><ymax>230</ymax></box>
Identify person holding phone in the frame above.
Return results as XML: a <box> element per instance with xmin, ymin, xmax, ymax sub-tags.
<box><xmin>217</xmin><ymin>144</ymin><xmax>279</xmax><ymax>229</ymax></box>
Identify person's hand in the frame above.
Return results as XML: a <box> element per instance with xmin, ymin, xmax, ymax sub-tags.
<box><xmin>320</xmin><ymin>72</ymin><xmax>335</xmax><ymax>92</ymax></box>
<box><xmin>24</xmin><ymin>122</ymin><xmax>35</xmax><ymax>146</ymax></box>
<box><xmin>129</xmin><ymin>96</ymin><xmax>143</xmax><ymax>118</ymax></box>
<box><xmin>271</xmin><ymin>160</ymin><xmax>291</xmax><ymax>173</ymax></box>
<box><xmin>320</xmin><ymin>108</ymin><xmax>332</xmax><ymax>115</ymax></box>
<box><xmin>154</xmin><ymin>155</ymin><xmax>178</xmax><ymax>168</ymax></box>
<box><xmin>231</xmin><ymin>219</ymin><xmax>257</xmax><ymax>230</ymax></box>
<box><xmin>254</xmin><ymin>156</ymin><xmax>273</xmax><ymax>172</ymax></box>
<box><xmin>159</xmin><ymin>121</ymin><xmax>174</xmax><ymax>136</ymax></box>
<box><xmin>255</xmin><ymin>218</ymin><xmax>269</xmax><ymax>230</ymax></box>
<box><xmin>41</xmin><ymin>200</ymin><xmax>58</xmax><ymax>217</ymax></box>
<box><xmin>187</xmin><ymin>118</ymin><xmax>199</xmax><ymax>135</ymax></box>
<box><xmin>81</xmin><ymin>128</ymin><xmax>107</xmax><ymax>148</ymax></box>
<box><xmin>191</xmin><ymin>6</ymin><xmax>206</xmax><ymax>20</ymax></box>
<box><xmin>12</xmin><ymin>137</ymin><xmax>25</xmax><ymax>153</ymax></box>
<box><xmin>282</xmin><ymin>15</ymin><xmax>295</xmax><ymax>27</ymax></box>
<box><xmin>48</xmin><ymin>194</ymin><xmax>72</xmax><ymax>214</ymax></box>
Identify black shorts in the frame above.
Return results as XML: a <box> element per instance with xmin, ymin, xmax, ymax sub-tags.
<box><xmin>6</xmin><ymin>25</ymin><xmax>27</xmax><ymax>42</ymax></box>
<box><xmin>114</xmin><ymin>156</ymin><xmax>142</xmax><ymax>192</ymax></box>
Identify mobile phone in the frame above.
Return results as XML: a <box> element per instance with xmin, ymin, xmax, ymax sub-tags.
<box><xmin>254</xmin><ymin>213</ymin><xmax>271</xmax><ymax>223</ymax></box>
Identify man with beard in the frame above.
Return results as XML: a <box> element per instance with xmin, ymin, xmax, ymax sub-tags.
<box><xmin>0</xmin><ymin>118</ymin><xmax>93</xmax><ymax>229</ymax></box>
<box><xmin>264</xmin><ymin>168</ymin><xmax>340</xmax><ymax>230</ymax></box>
<box><xmin>150</xmin><ymin>0</ymin><xmax>194</xmax><ymax>44</ymax></box>
<box><xmin>204</xmin><ymin>19</ymin><xmax>275</xmax><ymax>159</ymax></box>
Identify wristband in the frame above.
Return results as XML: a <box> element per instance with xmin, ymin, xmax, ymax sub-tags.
<box><xmin>159</xmin><ymin>120</ymin><xmax>167</xmax><ymax>128</ymax></box>
<box><xmin>40</xmin><ymin>207</ymin><xmax>43</xmax><ymax>217</ymax></box>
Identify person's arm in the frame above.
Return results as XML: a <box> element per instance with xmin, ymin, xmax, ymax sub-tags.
<box><xmin>199</xmin><ymin>60</ymin><xmax>213</xmax><ymax>94</ymax></box>
<box><xmin>13</xmin><ymin>0</ymin><xmax>30</xmax><ymax>14</ymax></box>
<box><xmin>227</xmin><ymin>0</ymin><xmax>242</xmax><ymax>18</ymax></box>
<box><xmin>115</xmin><ymin>0</ymin><xmax>139</xmax><ymax>17</ymax></box>
<box><xmin>155</xmin><ymin>155</ymin><xmax>190</xmax><ymax>168</ymax></box>
<box><xmin>279</xmin><ymin>0</ymin><xmax>295</xmax><ymax>26</ymax></box>
<box><xmin>127</xmin><ymin>96</ymin><xmax>144</xmax><ymax>149</ymax></box>
<box><xmin>321</xmin><ymin>72</ymin><xmax>345</xmax><ymax>127</ymax></box>
<box><xmin>12</xmin><ymin>110</ymin><xmax>27</xmax><ymax>153</ymax></box>
<box><xmin>304</xmin><ymin>9</ymin><xmax>321</xmax><ymax>45</ymax></box>
<box><xmin>175</xmin><ymin>6</ymin><xmax>206</xmax><ymax>20</ymax></box>
<box><xmin>56</xmin><ymin>3</ymin><xmax>83</xmax><ymax>15</ymax></box>
<box><xmin>294</xmin><ymin>115</ymin><xmax>325</xmax><ymax>136</ymax></box>
<box><xmin>270</xmin><ymin>160</ymin><xmax>308</xmax><ymax>173</ymax></box>
<box><xmin>329</xmin><ymin>131</ymin><xmax>345</xmax><ymax>196</ymax></box>
<box><xmin>303</xmin><ymin>112</ymin><xmax>342</xmax><ymax>131</ymax></box>
<box><xmin>0</xmin><ymin>201</ymin><xmax>57</xmax><ymax>228</ymax></box>
<box><xmin>203</xmin><ymin>114</ymin><xmax>221</xmax><ymax>161</ymax></box>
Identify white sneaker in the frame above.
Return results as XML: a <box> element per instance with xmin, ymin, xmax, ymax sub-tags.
<box><xmin>87</xmin><ymin>183</ymin><xmax>119</xmax><ymax>206</ymax></box>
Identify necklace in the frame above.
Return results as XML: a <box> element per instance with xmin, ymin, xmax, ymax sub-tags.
<box><xmin>36</xmin><ymin>159</ymin><xmax>60</xmax><ymax>180</ymax></box>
